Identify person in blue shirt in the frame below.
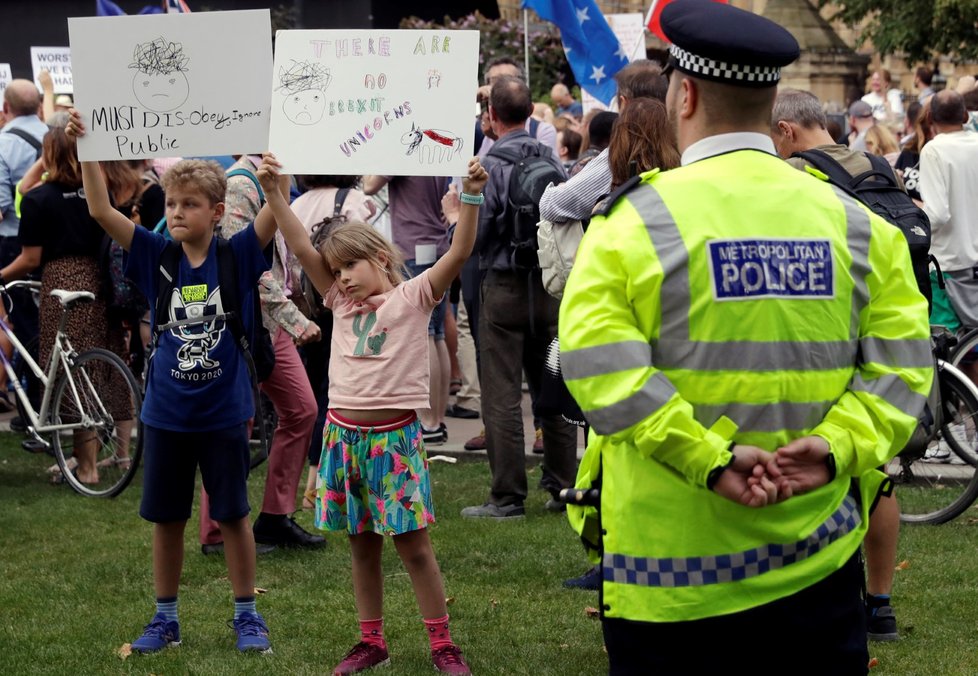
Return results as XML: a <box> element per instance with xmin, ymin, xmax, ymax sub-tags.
<box><xmin>550</xmin><ymin>83</ymin><xmax>583</xmax><ymax>120</ymax></box>
<box><xmin>66</xmin><ymin>109</ymin><xmax>276</xmax><ymax>655</ymax></box>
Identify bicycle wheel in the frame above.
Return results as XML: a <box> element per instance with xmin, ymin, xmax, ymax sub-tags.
<box><xmin>888</xmin><ymin>365</ymin><xmax>978</xmax><ymax>524</ymax></box>
<box><xmin>51</xmin><ymin>348</ymin><xmax>142</xmax><ymax>498</ymax></box>
<box><xmin>947</xmin><ymin>330</ymin><xmax>978</xmax><ymax>465</ymax></box>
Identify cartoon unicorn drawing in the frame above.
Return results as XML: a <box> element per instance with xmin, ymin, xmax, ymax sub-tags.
<box><xmin>400</xmin><ymin>123</ymin><xmax>463</xmax><ymax>165</ymax></box>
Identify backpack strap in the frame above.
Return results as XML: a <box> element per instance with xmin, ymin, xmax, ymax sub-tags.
<box><xmin>487</xmin><ymin>143</ymin><xmax>532</xmax><ymax>166</ymax></box>
<box><xmin>226</xmin><ymin>167</ymin><xmax>266</xmax><ymax>206</ymax></box>
<box><xmin>333</xmin><ymin>187</ymin><xmax>351</xmax><ymax>219</ymax></box>
<box><xmin>3</xmin><ymin>128</ymin><xmax>42</xmax><ymax>159</ymax></box>
<box><xmin>850</xmin><ymin>152</ymin><xmax>903</xmax><ymax>189</ymax></box>
<box><xmin>153</xmin><ymin>241</ymin><xmax>183</xmax><ymax>344</ymax></box>
<box><xmin>215</xmin><ymin>238</ymin><xmax>251</xmax><ymax>354</ymax></box>
<box><xmin>792</xmin><ymin>148</ymin><xmax>860</xmax><ymax>190</ymax></box>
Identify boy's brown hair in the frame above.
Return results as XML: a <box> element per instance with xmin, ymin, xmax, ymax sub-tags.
<box><xmin>161</xmin><ymin>159</ymin><xmax>226</xmax><ymax>206</ymax></box>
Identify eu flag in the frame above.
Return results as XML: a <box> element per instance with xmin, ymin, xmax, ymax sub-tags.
<box><xmin>522</xmin><ymin>0</ymin><xmax>627</xmax><ymax>106</ymax></box>
<box><xmin>95</xmin><ymin>0</ymin><xmax>126</xmax><ymax>15</ymax></box>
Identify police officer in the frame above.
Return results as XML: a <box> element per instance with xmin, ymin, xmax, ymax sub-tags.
<box><xmin>558</xmin><ymin>1</ymin><xmax>932</xmax><ymax>673</ymax></box>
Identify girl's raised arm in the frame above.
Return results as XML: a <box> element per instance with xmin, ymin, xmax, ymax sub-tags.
<box><xmin>427</xmin><ymin>157</ymin><xmax>488</xmax><ymax>298</ymax></box>
<box><xmin>255</xmin><ymin>153</ymin><xmax>334</xmax><ymax>296</ymax></box>
<box><xmin>65</xmin><ymin>109</ymin><xmax>136</xmax><ymax>250</ymax></box>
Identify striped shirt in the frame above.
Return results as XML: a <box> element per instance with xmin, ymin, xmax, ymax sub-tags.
<box><xmin>539</xmin><ymin>148</ymin><xmax>611</xmax><ymax>224</ymax></box>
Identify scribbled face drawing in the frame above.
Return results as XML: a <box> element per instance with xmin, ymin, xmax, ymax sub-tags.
<box><xmin>283</xmin><ymin>88</ymin><xmax>325</xmax><ymax>126</ymax></box>
<box><xmin>133</xmin><ymin>70</ymin><xmax>189</xmax><ymax>112</ymax></box>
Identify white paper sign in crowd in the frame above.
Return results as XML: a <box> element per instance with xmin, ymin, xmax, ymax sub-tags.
<box><xmin>0</xmin><ymin>64</ymin><xmax>12</xmax><ymax>97</ymax></box>
<box><xmin>31</xmin><ymin>47</ymin><xmax>73</xmax><ymax>94</ymax></box>
<box><xmin>68</xmin><ymin>9</ymin><xmax>272</xmax><ymax>161</ymax></box>
<box><xmin>269</xmin><ymin>29</ymin><xmax>480</xmax><ymax>176</ymax></box>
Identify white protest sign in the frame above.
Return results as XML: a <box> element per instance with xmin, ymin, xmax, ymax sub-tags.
<box><xmin>582</xmin><ymin>13</ymin><xmax>646</xmax><ymax>114</ymax></box>
<box><xmin>31</xmin><ymin>47</ymin><xmax>73</xmax><ymax>94</ymax></box>
<box><xmin>269</xmin><ymin>29</ymin><xmax>480</xmax><ymax>176</ymax></box>
<box><xmin>68</xmin><ymin>10</ymin><xmax>272</xmax><ymax>161</ymax></box>
<box><xmin>0</xmin><ymin>64</ymin><xmax>11</xmax><ymax>97</ymax></box>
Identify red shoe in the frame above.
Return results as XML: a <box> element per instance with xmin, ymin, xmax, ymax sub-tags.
<box><xmin>432</xmin><ymin>644</ymin><xmax>471</xmax><ymax>675</ymax></box>
<box><xmin>463</xmin><ymin>428</ymin><xmax>486</xmax><ymax>451</ymax></box>
<box><xmin>333</xmin><ymin>641</ymin><xmax>390</xmax><ymax>675</ymax></box>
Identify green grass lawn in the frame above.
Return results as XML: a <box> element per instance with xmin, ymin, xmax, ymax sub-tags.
<box><xmin>2</xmin><ymin>434</ymin><xmax>978</xmax><ymax>675</ymax></box>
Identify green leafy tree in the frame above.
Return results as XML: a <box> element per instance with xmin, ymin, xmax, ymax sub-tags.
<box><xmin>400</xmin><ymin>12</ymin><xmax>573</xmax><ymax>101</ymax></box>
<box><xmin>824</xmin><ymin>0</ymin><xmax>978</xmax><ymax>64</ymax></box>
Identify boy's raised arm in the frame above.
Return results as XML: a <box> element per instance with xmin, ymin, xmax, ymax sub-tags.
<box><xmin>255</xmin><ymin>153</ymin><xmax>333</xmax><ymax>297</ymax></box>
<box><xmin>66</xmin><ymin>110</ymin><xmax>136</xmax><ymax>250</ymax></box>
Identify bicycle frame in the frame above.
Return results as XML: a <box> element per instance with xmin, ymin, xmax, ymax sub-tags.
<box><xmin>0</xmin><ymin>282</ymin><xmax>102</xmax><ymax>436</ymax></box>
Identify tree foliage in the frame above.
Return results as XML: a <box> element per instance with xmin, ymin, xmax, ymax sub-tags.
<box><xmin>824</xmin><ymin>0</ymin><xmax>978</xmax><ymax>64</ymax></box>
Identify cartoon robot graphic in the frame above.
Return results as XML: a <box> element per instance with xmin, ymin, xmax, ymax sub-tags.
<box><xmin>168</xmin><ymin>287</ymin><xmax>225</xmax><ymax>371</ymax></box>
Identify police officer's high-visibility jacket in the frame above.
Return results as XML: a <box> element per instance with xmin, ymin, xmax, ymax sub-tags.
<box><xmin>559</xmin><ymin>136</ymin><xmax>932</xmax><ymax>624</ymax></box>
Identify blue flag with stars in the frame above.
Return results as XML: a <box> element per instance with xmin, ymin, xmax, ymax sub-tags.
<box><xmin>522</xmin><ymin>0</ymin><xmax>627</xmax><ymax>106</ymax></box>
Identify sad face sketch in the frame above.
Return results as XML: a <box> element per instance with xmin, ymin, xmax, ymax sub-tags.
<box><xmin>129</xmin><ymin>37</ymin><xmax>190</xmax><ymax>112</ymax></box>
<box><xmin>277</xmin><ymin>60</ymin><xmax>331</xmax><ymax>126</ymax></box>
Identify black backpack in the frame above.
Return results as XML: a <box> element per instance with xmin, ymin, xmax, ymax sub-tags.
<box><xmin>793</xmin><ymin>148</ymin><xmax>932</xmax><ymax>309</ymax></box>
<box><xmin>487</xmin><ymin>143</ymin><xmax>565</xmax><ymax>271</ymax></box>
<box><xmin>153</xmin><ymin>238</ymin><xmax>275</xmax><ymax>383</ymax></box>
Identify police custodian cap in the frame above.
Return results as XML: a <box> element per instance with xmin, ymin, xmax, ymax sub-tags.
<box><xmin>661</xmin><ymin>0</ymin><xmax>800</xmax><ymax>88</ymax></box>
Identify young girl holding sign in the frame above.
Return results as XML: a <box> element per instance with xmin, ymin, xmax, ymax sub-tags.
<box><xmin>256</xmin><ymin>153</ymin><xmax>486</xmax><ymax>676</ymax></box>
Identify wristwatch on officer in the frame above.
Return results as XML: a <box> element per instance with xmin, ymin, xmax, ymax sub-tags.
<box><xmin>706</xmin><ymin>442</ymin><xmax>738</xmax><ymax>490</ymax></box>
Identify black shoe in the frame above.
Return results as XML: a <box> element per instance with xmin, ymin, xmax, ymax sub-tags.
<box><xmin>866</xmin><ymin>596</ymin><xmax>899</xmax><ymax>642</ymax></box>
<box><xmin>201</xmin><ymin>541</ymin><xmax>276</xmax><ymax>556</ymax></box>
<box><xmin>421</xmin><ymin>425</ymin><xmax>446</xmax><ymax>445</ymax></box>
<box><xmin>253</xmin><ymin>513</ymin><xmax>326</xmax><ymax>549</ymax></box>
<box><xmin>9</xmin><ymin>416</ymin><xmax>27</xmax><ymax>433</ymax></box>
<box><xmin>445</xmin><ymin>404</ymin><xmax>479</xmax><ymax>419</ymax></box>
<box><xmin>563</xmin><ymin>566</ymin><xmax>601</xmax><ymax>590</ymax></box>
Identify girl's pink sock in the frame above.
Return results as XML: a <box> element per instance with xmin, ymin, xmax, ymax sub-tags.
<box><xmin>360</xmin><ymin>618</ymin><xmax>386</xmax><ymax>648</ymax></box>
<box><xmin>423</xmin><ymin>614</ymin><xmax>453</xmax><ymax>651</ymax></box>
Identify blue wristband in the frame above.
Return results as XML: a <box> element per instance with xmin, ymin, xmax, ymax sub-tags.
<box><xmin>460</xmin><ymin>192</ymin><xmax>484</xmax><ymax>205</ymax></box>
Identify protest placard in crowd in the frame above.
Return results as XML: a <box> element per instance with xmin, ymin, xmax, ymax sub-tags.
<box><xmin>68</xmin><ymin>9</ymin><xmax>272</xmax><ymax>161</ymax></box>
<box><xmin>0</xmin><ymin>64</ymin><xmax>12</xmax><ymax>97</ymax></box>
<box><xmin>269</xmin><ymin>29</ymin><xmax>479</xmax><ymax>176</ymax></box>
<box><xmin>31</xmin><ymin>47</ymin><xmax>73</xmax><ymax>94</ymax></box>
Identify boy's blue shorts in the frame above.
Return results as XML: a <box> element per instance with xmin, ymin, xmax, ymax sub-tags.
<box><xmin>139</xmin><ymin>422</ymin><xmax>251</xmax><ymax>523</ymax></box>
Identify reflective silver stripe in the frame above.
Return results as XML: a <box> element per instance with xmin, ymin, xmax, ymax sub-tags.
<box><xmin>860</xmin><ymin>337</ymin><xmax>933</xmax><ymax>369</ymax></box>
<box><xmin>694</xmin><ymin>400</ymin><xmax>834</xmax><ymax>433</ymax></box>
<box><xmin>584</xmin><ymin>372</ymin><xmax>677</xmax><ymax>435</ymax></box>
<box><xmin>626</xmin><ymin>184</ymin><xmax>690</xmax><ymax>340</ymax></box>
<box><xmin>603</xmin><ymin>494</ymin><xmax>860</xmax><ymax>588</ymax></box>
<box><xmin>851</xmin><ymin>373</ymin><xmax>927</xmax><ymax>417</ymax></box>
<box><xmin>652</xmin><ymin>338</ymin><xmax>857</xmax><ymax>372</ymax></box>
<box><xmin>832</xmin><ymin>187</ymin><xmax>872</xmax><ymax>339</ymax></box>
<box><xmin>562</xmin><ymin>341</ymin><xmax>652</xmax><ymax>381</ymax></box>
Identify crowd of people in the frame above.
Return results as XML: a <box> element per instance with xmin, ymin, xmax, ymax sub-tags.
<box><xmin>3</xmin><ymin>0</ymin><xmax>977</xmax><ymax>672</ymax></box>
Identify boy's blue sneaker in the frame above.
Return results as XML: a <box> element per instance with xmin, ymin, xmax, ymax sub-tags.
<box><xmin>232</xmin><ymin>611</ymin><xmax>271</xmax><ymax>653</ymax></box>
<box><xmin>131</xmin><ymin>613</ymin><xmax>181</xmax><ymax>653</ymax></box>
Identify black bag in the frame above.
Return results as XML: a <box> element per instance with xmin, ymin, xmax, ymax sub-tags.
<box><xmin>298</xmin><ymin>187</ymin><xmax>349</xmax><ymax>319</ymax></box>
<box><xmin>793</xmin><ymin>148</ymin><xmax>932</xmax><ymax>309</ymax></box>
<box><xmin>98</xmin><ymin>234</ymin><xmax>148</xmax><ymax>317</ymax></box>
<box><xmin>154</xmin><ymin>238</ymin><xmax>275</xmax><ymax>383</ymax></box>
<box><xmin>487</xmin><ymin>143</ymin><xmax>565</xmax><ymax>271</ymax></box>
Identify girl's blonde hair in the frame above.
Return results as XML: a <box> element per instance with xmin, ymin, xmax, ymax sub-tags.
<box><xmin>320</xmin><ymin>221</ymin><xmax>407</xmax><ymax>285</ymax></box>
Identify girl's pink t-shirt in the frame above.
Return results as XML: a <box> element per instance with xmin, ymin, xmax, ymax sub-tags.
<box><xmin>325</xmin><ymin>269</ymin><xmax>442</xmax><ymax>410</ymax></box>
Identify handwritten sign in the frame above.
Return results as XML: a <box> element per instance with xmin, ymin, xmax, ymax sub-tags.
<box><xmin>68</xmin><ymin>10</ymin><xmax>272</xmax><ymax>161</ymax></box>
<box><xmin>582</xmin><ymin>13</ymin><xmax>646</xmax><ymax>114</ymax></box>
<box><xmin>31</xmin><ymin>47</ymin><xmax>73</xmax><ymax>94</ymax></box>
<box><xmin>269</xmin><ymin>29</ymin><xmax>480</xmax><ymax>176</ymax></box>
<box><xmin>0</xmin><ymin>64</ymin><xmax>11</xmax><ymax>97</ymax></box>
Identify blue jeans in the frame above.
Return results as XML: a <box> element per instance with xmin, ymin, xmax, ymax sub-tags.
<box><xmin>405</xmin><ymin>258</ymin><xmax>447</xmax><ymax>340</ymax></box>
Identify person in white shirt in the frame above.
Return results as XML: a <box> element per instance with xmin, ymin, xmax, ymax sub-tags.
<box><xmin>919</xmin><ymin>89</ymin><xmax>978</xmax><ymax>332</ymax></box>
<box><xmin>861</xmin><ymin>68</ymin><xmax>904</xmax><ymax>123</ymax></box>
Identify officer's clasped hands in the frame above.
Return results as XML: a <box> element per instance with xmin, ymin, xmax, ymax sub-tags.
<box><xmin>715</xmin><ymin>438</ymin><xmax>832</xmax><ymax>508</ymax></box>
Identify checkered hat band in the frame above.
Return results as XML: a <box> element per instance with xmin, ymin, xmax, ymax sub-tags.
<box><xmin>603</xmin><ymin>493</ymin><xmax>860</xmax><ymax>588</ymax></box>
<box><xmin>669</xmin><ymin>44</ymin><xmax>780</xmax><ymax>84</ymax></box>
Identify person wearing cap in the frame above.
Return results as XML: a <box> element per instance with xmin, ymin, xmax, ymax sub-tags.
<box><xmin>557</xmin><ymin>0</ymin><xmax>931</xmax><ymax>671</ymax></box>
<box><xmin>848</xmin><ymin>99</ymin><xmax>877</xmax><ymax>151</ymax></box>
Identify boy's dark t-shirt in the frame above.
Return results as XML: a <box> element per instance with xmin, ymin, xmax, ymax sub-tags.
<box><xmin>18</xmin><ymin>182</ymin><xmax>104</xmax><ymax>263</ymax></box>
<box><xmin>895</xmin><ymin>149</ymin><xmax>921</xmax><ymax>201</ymax></box>
<box><xmin>125</xmin><ymin>224</ymin><xmax>269</xmax><ymax>432</ymax></box>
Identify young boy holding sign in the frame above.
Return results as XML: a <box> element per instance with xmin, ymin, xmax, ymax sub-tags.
<box><xmin>66</xmin><ymin>109</ymin><xmax>274</xmax><ymax>654</ymax></box>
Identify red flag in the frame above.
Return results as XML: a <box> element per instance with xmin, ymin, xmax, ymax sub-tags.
<box><xmin>646</xmin><ymin>0</ymin><xmax>728</xmax><ymax>43</ymax></box>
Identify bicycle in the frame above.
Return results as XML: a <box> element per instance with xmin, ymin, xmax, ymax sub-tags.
<box><xmin>0</xmin><ymin>281</ymin><xmax>143</xmax><ymax>498</ymax></box>
<box><xmin>884</xmin><ymin>329</ymin><xmax>978</xmax><ymax>524</ymax></box>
